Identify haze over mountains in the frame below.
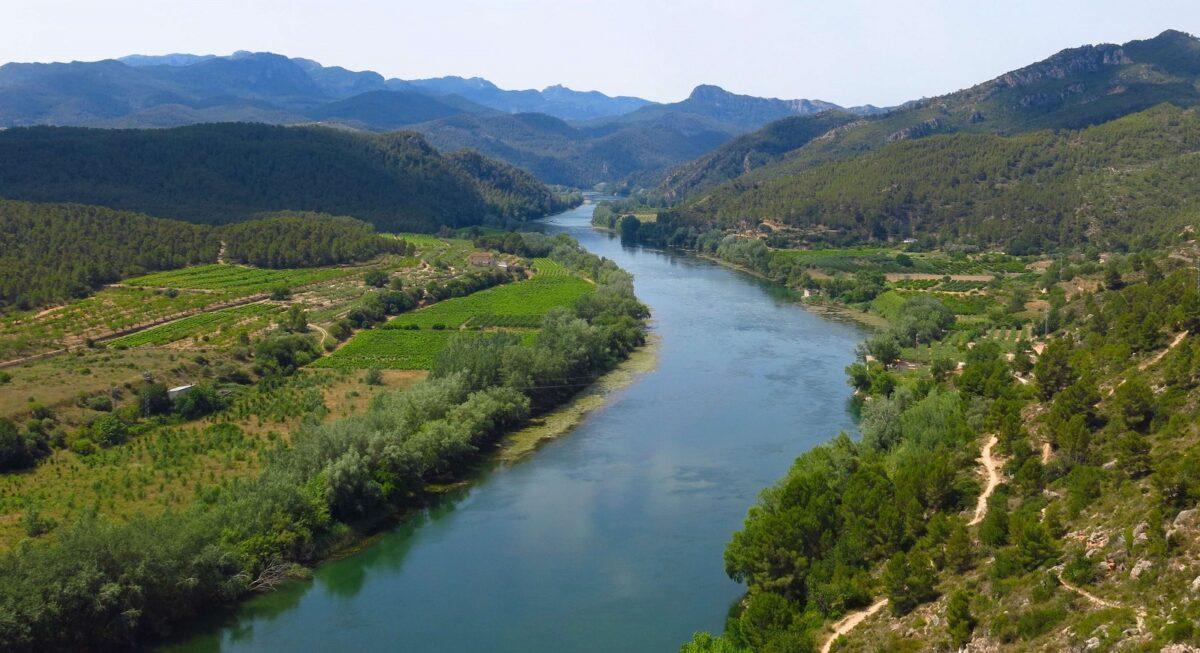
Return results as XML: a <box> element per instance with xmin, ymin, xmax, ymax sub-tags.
<box><xmin>0</xmin><ymin>50</ymin><xmax>874</xmax><ymax>187</ymax></box>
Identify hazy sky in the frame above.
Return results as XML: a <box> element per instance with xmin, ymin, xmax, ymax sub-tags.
<box><xmin>5</xmin><ymin>0</ymin><xmax>1200</xmax><ymax>106</ymax></box>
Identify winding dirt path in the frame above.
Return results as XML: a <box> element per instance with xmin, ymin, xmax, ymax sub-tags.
<box><xmin>819</xmin><ymin>598</ymin><xmax>888</xmax><ymax>653</ymax></box>
<box><xmin>1139</xmin><ymin>330</ymin><xmax>1188</xmax><ymax>371</ymax></box>
<box><xmin>969</xmin><ymin>435</ymin><xmax>1001</xmax><ymax>526</ymax></box>
<box><xmin>1056</xmin><ymin>571</ymin><xmax>1146</xmax><ymax>631</ymax></box>
<box><xmin>309</xmin><ymin>323</ymin><xmax>331</xmax><ymax>348</ymax></box>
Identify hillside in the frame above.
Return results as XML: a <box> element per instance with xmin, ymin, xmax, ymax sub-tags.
<box><xmin>670</xmin><ymin>30</ymin><xmax>1200</xmax><ymax>241</ymax></box>
<box><xmin>669</xmin><ymin>104</ymin><xmax>1200</xmax><ymax>250</ymax></box>
<box><xmin>0</xmin><ymin>200</ymin><xmax>218</xmax><ymax>309</ymax></box>
<box><xmin>657</xmin><ymin>110</ymin><xmax>860</xmax><ymax>200</ymax></box>
<box><xmin>683</xmin><ymin>248</ymin><xmax>1200</xmax><ymax>652</ymax></box>
<box><xmin>0</xmin><ymin>123</ymin><xmax>570</xmax><ymax>231</ymax></box>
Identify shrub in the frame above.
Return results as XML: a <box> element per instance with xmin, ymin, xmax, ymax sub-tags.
<box><xmin>0</xmin><ymin>418</ymin><xmax>50</xmax><ymax>472</ymax></box>
<box><xmin>84</xmin><ymin>394</ymin><xmax>113</xmax><ymax>412</ymax></box>
<box><xmin>90</xmin><ymin>414</ymin><xmax>129</xmax><ymax>447</ymax></box>
<box><xmin>69</xmin><ymin>437</ymin><xmax>97</xmax><ymax>456</ymax></box>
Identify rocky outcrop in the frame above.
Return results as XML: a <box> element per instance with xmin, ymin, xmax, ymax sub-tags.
<box><xmin>998</xmin><ymin>45</ymin><xmax>1131</xmax><ymax>89</ymax></box>
<box><xmin>886</xmin><ymin>118</ymin><xmax>945</xmax><ymax>142</ymax></box>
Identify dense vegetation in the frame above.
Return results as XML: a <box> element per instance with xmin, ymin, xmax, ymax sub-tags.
<box><xmin>657</xmin><ymin>110</ymin><xmax>858</xmax><ymax>200</ymax></box>
<box><xmin>0</xmin><ymin>233</ymin><xmax>647</xmax><ymax>650</ymax></box>
<box><xmin>221</xmin><ymin>213</ymin><xmax>411</xmax><ymax>268</ymax></box>
<box><xmin>0</xmin><ymin>123</ymin><xmax>567</xmax><ymax>232</ymax></box>
<box><xmin>0</xmin><ymin>200</ymin><xmax>218</xmax><ymax>309</ymax></box>
<box><xmin>684</xmin><ymin>249</ymin><xmax>1200</xmax><ymax>650</ymax></box>
<box><xmin>670</xmin><ymin>105</ymin><xmax>1200</xmax><ymax>251</ymax></box>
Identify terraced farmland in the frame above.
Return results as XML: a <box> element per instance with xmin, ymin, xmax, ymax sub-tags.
<box><xmin>125</xmin><ymin>264</ymin><xmax>356</xmax><ymax>292</ymax></box>
<box><xmin>107</xmin><ymin>302</ymin><xmax>280</xmax><ymax>348</ymax></box>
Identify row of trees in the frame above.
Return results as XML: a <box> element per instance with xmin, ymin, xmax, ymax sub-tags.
<box><xmin>221</xmin><ymin>212</ymin><xmax>411</xmax><ymax>268</ymax></box>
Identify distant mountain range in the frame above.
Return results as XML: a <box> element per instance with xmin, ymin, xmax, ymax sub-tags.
<box><xmin>0</xmin><ymin>50</ymin><xmax>874</xmax><ymax>187</ymax></box>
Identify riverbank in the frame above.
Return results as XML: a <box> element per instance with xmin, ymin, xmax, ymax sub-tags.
<box><xmin>497</xmin><ymin>335</ymin><xmax>659</xmax><ymax>463</ymax></box>
<box><xmin>691</xmin><ymin>251</ymin><xmax>889</xmax><ymax>331</ymax></box>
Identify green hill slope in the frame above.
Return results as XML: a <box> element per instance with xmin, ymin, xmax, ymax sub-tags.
<box><xmin>670</xmin><ymin>104</ymin><xmax>1200</xmax><ymax>250</ymax></box>
<box><xmin>0</xmin><ymin>123</ymin><xmax>568</xmax><ymax>231</ymax></box>
<box><xmin>668</xmin><ymin>30</ymin><xmax>1200</xmax><ymax>247</ymax></box>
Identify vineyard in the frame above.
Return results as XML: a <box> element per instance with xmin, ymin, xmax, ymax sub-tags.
<box><xmin>383</xmin><ymin>274</ymin><xmax>592</xmax><ymax>330</ymax></box>
<box><xmin>107</xmin><ymin>302</ymin><xmax>280</xmax><ymax>348</ymax></box>
<box><xmin>125</xmin><ymin>264</ymin><xmax>355</xmax><ymax>292</ymax></box>
<box><xmin>320</xmin><ymin>261</ymin><xmax>593</xmax><ymax>370</ymax></box>
<box><xmin>318</xmin><ymin>330</ymin><xmax>521</xmax><ymax>370</ymax></box>
<box><xmin>0</xmin><ymin>287</ymin><xmax>237</xmax><ymax>360</ymax></box>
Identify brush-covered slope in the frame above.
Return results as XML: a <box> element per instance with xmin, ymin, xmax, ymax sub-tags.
<box><xmin>671</xmin><ymin>104</ymin><xmax>1200</xmax><ymax>250</ymax></box>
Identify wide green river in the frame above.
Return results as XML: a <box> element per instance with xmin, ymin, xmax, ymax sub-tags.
<box><xmin>173</xmin><ymin>203</ymin><xmax>865</xmax><ymax>652</ymax></box>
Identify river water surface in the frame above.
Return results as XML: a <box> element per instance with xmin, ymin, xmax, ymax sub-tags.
<box><xmin>174</xmin><ymin>203</ymin><xmax>865</xmax><ymax>652</ymax></box>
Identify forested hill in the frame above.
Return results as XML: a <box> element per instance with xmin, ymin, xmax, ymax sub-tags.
<box><xmin>0</xmin><ymin>123</ymin><xmax>571</xmax><ymax>231</ymax></box>
<box><xmin>665</xmin><ymin>29</ymin><xmax>1200</xmax><ymax>239</ymax></box>
<box><xmin>669</xmin><ymin>104</ymin><xmax>1200</xmax><ymax>251</ymax></box>
<box><xmin>0</xmin><ymin>200</ymin><xmax>218</xmax><ymax>309</ymax></box>
<box><xmin>656</xmin><ymin>110</ymin><xmax>860</xmax><ymax>200</ymax></box>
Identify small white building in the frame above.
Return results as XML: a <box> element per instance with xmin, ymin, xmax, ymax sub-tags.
<box><xmin>168</xmin><ymin>384</ymin><xmax>194</xmax><ymax>400</ymax></box>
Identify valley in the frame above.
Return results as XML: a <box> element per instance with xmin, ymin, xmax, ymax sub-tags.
<box><xmin>3</xmin><ymin>20</ymin><xmax>1200</xmax><ymax>653</ymax></box>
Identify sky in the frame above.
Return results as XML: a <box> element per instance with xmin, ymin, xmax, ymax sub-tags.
<box><xmin>4</xmin><ymin>0</ymin><xmax>1200</xmax><ymax>106</ymax></box>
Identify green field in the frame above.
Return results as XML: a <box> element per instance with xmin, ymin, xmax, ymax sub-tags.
<box><xmin>125</xmin><ymin>264</ymin><xmax>355</xmax><ymax>292</ymax></box>
<box><xmin>322</xmin><ymin>261</ymin><xmax>593</xmax><ymax>370</ymax></box>
<box><xmin>382</xmin><ymin>274</ymin><xmax>592</xmax><ymax>330</ymax></box>
<box><xmin>107</xmin><ymin>302</ymin><xmax>280</xmax><ymax>348</ymax></box>
<box><xmin>315</xmin><ymin>329</ymin><xmax>537</xmax><ymax>370</ymax></box>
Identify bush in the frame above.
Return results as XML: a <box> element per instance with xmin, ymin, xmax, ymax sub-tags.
<box><xmin>137</xmin><ymin>382</ymin><xmax>171</xmax><ymax>417</ymax></box>
<box><xmin>364</xmin><ymin>270</ymin><xmax>389</xmax><ymax>288</ymax></box>
<box><xmin>84</xmin><ymin>394</ymin><xmax>113</xmax><ymax>412</ymax></box>
<box><xmin>172</xmin><ymin>385</ymin><xmax>225</xmax><ymax>420</ymax></box>
<box><xmin>90</xmin><ymin>414</ymin><xmax>129</xmax><ymax>447</ymax></box>
<box><xmin>946</xmin><ymin>590</ymin><xmax>976</xmax><ymax>648</ymax></box>
<box><xmin>69</xmin><ymin>437</ymin><xmax>97</xmax><ymax>456</ymax></box>
<box><xmin>0</xmin><ymin>418</ymin><xmax>50</xmax><ymax>472</ymax></box>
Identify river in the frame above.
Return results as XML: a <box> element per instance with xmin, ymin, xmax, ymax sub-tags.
<box><xmin>172</xmin><ymin>203</ymin><xmax>866</xmax><ymax>652</ymax></box>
